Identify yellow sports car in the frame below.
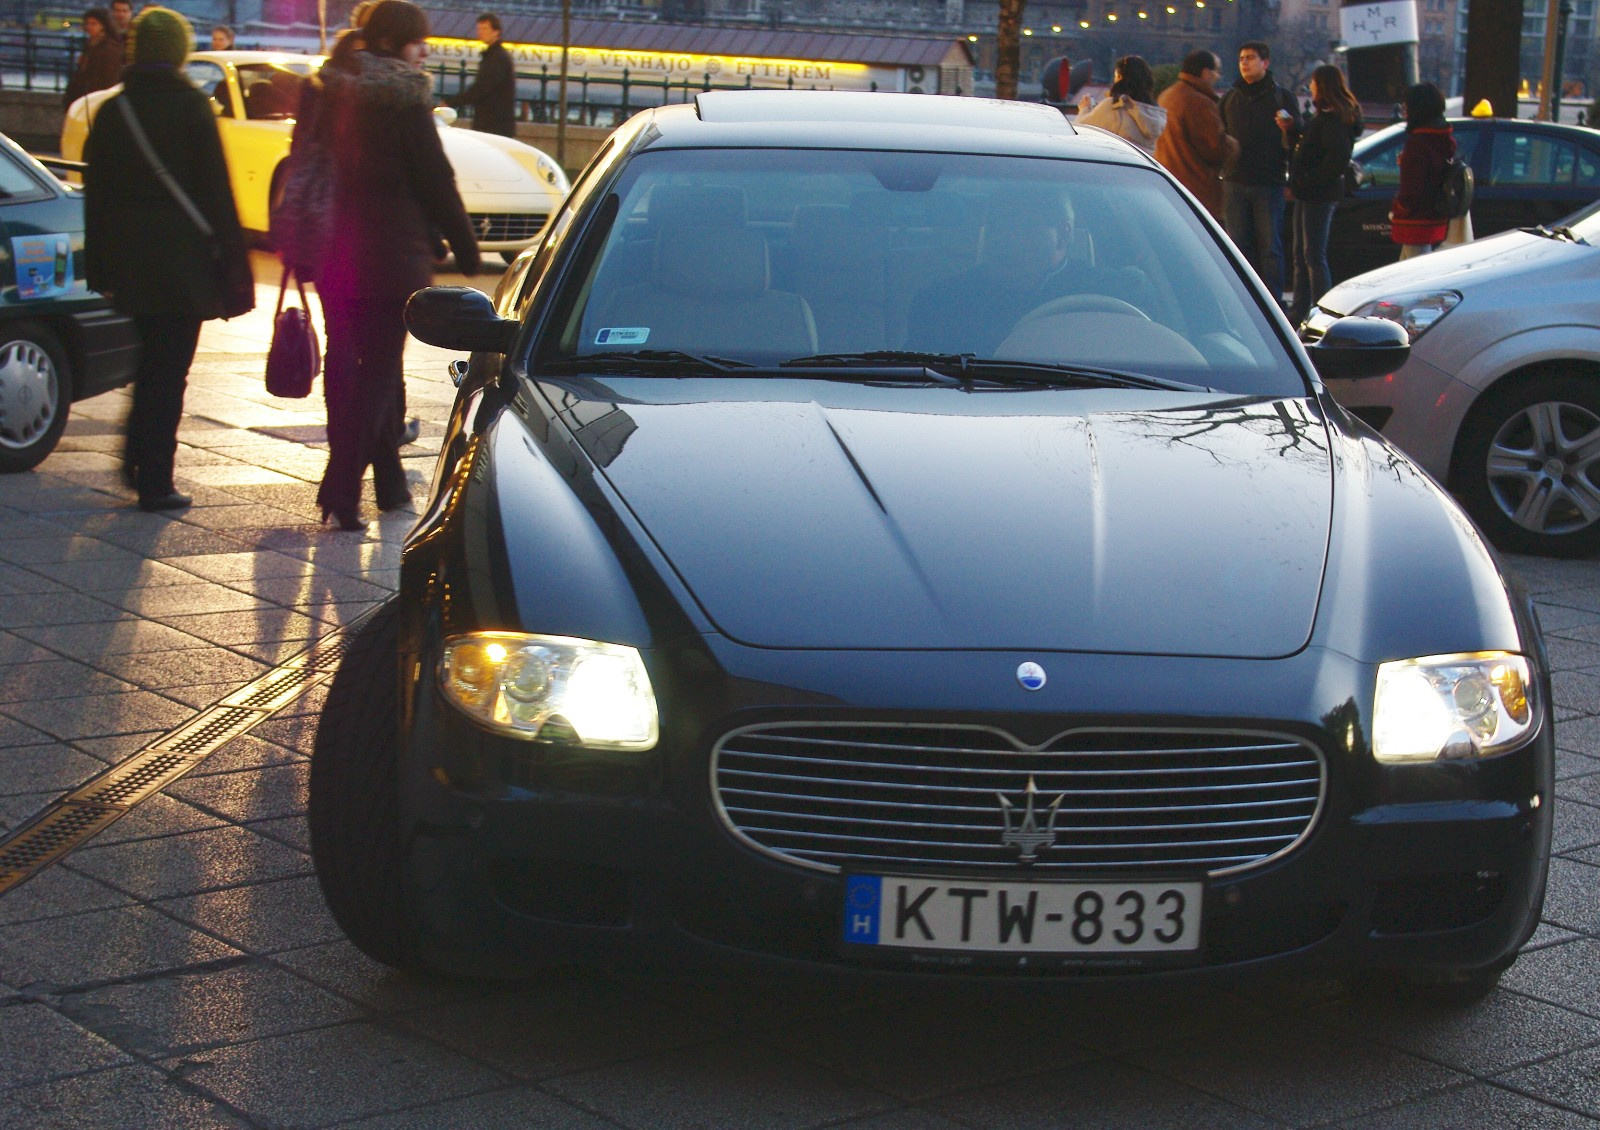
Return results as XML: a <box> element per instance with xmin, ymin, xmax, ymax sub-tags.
<box><xmin>61</xmin><ymin>50</ymin><xmax>570</xmax><ymax>261</ymax></box>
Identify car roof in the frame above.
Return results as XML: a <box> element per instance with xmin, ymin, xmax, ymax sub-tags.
<box><xmin>637</xmin><ymin>91</ymin><xmax>1148</xmax><ymax>164</ymax></box>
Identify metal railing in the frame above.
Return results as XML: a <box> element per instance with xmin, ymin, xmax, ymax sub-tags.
<box><xmin>0</xmin><ymin>26</ymin><xmax>81</xmax><ymax>94</ymax></box>
<box><xmin>429</xmin><ymin>60</ymin><xmax>878</xmax><ymax>129</ymax></box>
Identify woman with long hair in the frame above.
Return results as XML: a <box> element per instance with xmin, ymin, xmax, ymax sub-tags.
<box><xmin>313</xmin><ymin>0</ymin><xmax>480</xmax><ymax>530</ymax></box>
<box><xmin>1288</xmin><ymin>63</ymin><xmax>1362</xmax><ymax>323</ymax></box>
<box><xmin>1077</xmin><ymin>54</ymin><xmax>1168</xmax><ymax>155</ymax></box>
<box><xmin>1390</xmin><ymin>81</ymin><xmax>1454</xmax><ymax>260</ymax></box>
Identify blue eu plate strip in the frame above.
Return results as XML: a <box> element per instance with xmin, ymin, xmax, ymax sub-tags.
<box><xmin>843</xmin><ymin>874</ymin><xmax>881</xmax><ymax>944</ymax></box>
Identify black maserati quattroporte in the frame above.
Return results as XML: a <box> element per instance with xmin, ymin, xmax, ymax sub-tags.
<box><xmin>310</xmin><ymin>91</ymin><xmax>1553</xmax><ymax>1003</ymax></box>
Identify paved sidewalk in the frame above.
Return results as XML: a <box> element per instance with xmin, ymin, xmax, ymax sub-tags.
<box><xmin>4</xmin><ymin>266</ymin><xmax>1600</xmax><ymax>1127</ymax></box>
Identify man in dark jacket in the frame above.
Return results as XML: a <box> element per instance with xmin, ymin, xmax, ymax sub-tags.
<box><xmin>63</xmin><ymin>8</ymin><xmax>122</xmax><ymax>107</ymax></box>
<box><xmin>85</xmin><ymin>7</ymin><xmax>254</xmax><ymax>512</ymax></box>
<box><xmin>1220</xmin><ymin>40</ymin><xmax>1301</xmax><ymax>306</ymax></box>
<box><xmin>448</xmin><ymin>12</ymin><xmax>516</xmax><ymax>136</ymax></box>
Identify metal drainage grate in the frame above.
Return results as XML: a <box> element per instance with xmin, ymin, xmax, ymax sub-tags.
<box><xmin>223</xmin><ymin>666</ymin><xmax>328</xmax><ymax>712</ymax></box>
<box><xmin>147</xmin><ymin>706</ymin><xmax>266</xmax><ymax>757</ymax></box>
<box><xmin>68</xmin><ymin>752</ymin><xmax>198</xmax><ymax>807</ymax></box>
<box><xmin>0</xmin><ymin>804</ymin><xmax>122</xmax><ymax>887</ymax></box>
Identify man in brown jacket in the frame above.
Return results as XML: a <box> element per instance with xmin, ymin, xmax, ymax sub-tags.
<box><xmin>1155</xmin><ymin>50</ymin><xmax>1238</xmax><ymax>220</ymax></box>
<box><xmin>63</xmin><ymin>8</ymin><xmax>123</xmax><ymax>107</ymax></box>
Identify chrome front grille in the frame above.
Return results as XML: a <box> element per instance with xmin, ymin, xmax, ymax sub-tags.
<box><xmin>712</xmin><ymin>723</ymin><xmax>1324</xmax><ymax>877</ymax></box>
<box><xmin>469</xmin><ymin>212</ymin><xmax>548</xmax><ymax>243</ymax></box>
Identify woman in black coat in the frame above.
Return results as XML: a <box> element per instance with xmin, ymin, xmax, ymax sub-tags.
<box><xmin>314</xmin><ymin>0</ymin><xmax>480</xmax><ymax>529</ymax></box>
<box><xmin>1287</xmin><ymin>64</ymin><xmax>1362</xmax><ymax>325</ymax></box>
<box><xmin>85</xmin><ymin>6</ymin><xmax>254</xmax><ymax>511</ymax></box>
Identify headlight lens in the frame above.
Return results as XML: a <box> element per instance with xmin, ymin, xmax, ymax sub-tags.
<box><xmin>1349</xmin><ymin>291</ymin><xmax>1461</xmax><ymax>342</ymax></box>
<box><xmin>440</xmin><ymin>633</ymin><xmax>657</xmax><ymax>750</ymax></box>
<box><xmin>534</xmin><ymin>154</ymin><xmax>568</xmax><ymax>190</ymax></box>
<box><xmin>1373</xmin><ymin>651</ymin><xmax>1534</xmax><ymax>762</ymax></box>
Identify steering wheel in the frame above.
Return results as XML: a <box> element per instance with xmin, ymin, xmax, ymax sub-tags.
<box><xmin>1013</xmin><ymin>294</ymin><xmax>1151</xmax><ymax>330</ymax></box>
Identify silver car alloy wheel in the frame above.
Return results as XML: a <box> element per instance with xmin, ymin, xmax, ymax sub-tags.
<box><xmin>0</xmin><ymin>337</ymin><xmax>59</xmax><ymax>451</ymax></box>
<box><xmin>1485</xmin><ymin>398</ymin><xmax>1600</xmax><ymax>537</ymax></box>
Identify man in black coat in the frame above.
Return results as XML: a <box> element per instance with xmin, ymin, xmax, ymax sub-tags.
<box><xmin>85</xmin><ymin>7</ymin><xmax>254</xmax><ymax>511</ymax></box>
<box><xmin>1220</xmin><ymin>40</ymin><xmax>1301</xmax><ymax>307</ymax></box>
<box><xmin>448</xmin><ymin>12</ymin><xmax>516</xmax><ymax>137</ymax></box>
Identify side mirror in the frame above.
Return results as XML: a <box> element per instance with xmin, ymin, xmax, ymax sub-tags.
<box><xmin>405</xmin><ymin>286</ymin><xmax>518</xmax><ymax>354</ymax></box>
<box><xmin>1305</xmin><ymin>316</ymin><xmax>1410</xmax><ymax>381</ymax></box>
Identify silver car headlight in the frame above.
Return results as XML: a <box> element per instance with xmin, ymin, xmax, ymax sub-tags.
<box><xmin>1372</xmin><ymin>651</ymin><xmax>1535</xmax><ymax>762</ymax></box>
<box><xmin>439</xmin><ymin>633</ymin><xmax>657</xmax><ymax>750</ymax></box>
<box><xmin>1349</xmin><ymin>290</ymin><xmax>1461</xmax><ymax>342</ymax></box>
<box><xmin>534</xmin><ymin>153</ymin><xmax>568</xmax><ymax>190</ymax></box>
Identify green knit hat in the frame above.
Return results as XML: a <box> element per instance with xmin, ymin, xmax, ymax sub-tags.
<box><xmin>126</xmin><ymin>7</ymin><xmax>192</xmax><ymax>67</ymax></box>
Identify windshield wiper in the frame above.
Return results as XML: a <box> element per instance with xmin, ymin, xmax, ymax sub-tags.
<box><xmin>540</xmin><ymin>350</ymin><xmax>753</xmax><ymax>374</ymax></box>
<box><xmin>782</xmin><ymin>351</ymin><xmax>1211</xmax><ymax>393</ymax></box>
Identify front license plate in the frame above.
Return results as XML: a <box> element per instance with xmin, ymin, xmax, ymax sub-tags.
<box><xmin>843</xmin><ymin>874</ymin><xmax>1201</xmax><ymax>954</ymax></box>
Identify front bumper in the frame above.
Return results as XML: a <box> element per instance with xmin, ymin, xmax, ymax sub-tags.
<box><xmin>396</xmin><ymin>641</ymin><xmax>1553</xmax><ymax>984</ymax></box>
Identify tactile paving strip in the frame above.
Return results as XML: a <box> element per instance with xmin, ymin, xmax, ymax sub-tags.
<box><xmin>0</xmin><ymin>606</ymin><xmax>377</xmax><ymax>898</ymax></box>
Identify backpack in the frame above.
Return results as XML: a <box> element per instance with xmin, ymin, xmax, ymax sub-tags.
<box><xmin>1443</xmin><ymin>156</ymin><xmax>1474</xmax><ymax>219</ymax></box>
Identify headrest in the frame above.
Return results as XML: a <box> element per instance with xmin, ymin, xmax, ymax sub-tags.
<box><xmin>646</xmin><ymin>185</ymin><xmax>747</xmax><ymax>230</ymax></box>
<box><xmin>654</xmin><ymin>226</ymin><xmax>768</xmax><ymax>298</ymax></box>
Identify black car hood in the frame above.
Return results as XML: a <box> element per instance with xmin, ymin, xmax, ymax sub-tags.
<box><xmin>568</xmin><ymin>385</ymin><xmax>1333</xmax><ymax>656</ymax></box>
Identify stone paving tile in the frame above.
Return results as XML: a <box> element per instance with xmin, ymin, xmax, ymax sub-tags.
<box><xmin>42</xmin><ymin>556</ymin><xmax>212</xmax><ymax>592</ymax></box>
<box><xmin>243</xmin><ymin>712</ymin><xmax>322</xmax><ymax>753</ymax></box>
<box><xmin>395</xmin><ymin>973</ymin><xmax>726</xmax><ymax>1083</ymax></box>
<box><xmin>0</xmin><ymin>714</ymin><xmax>55</xmax><ymax>749</ymax></box>
<box><xmin>84</xmin><ymin>647</ymin><xmax>271</xmax><ymax>692</ymax></box>
<box><xmin>1534</xmin><ymin>604</ymin><xmax>1600</xmax><ymax>633</ymax></box>
<box><xmin>0</xmin><ymin>1001</ymin><xmax>131</xmax><ymax>1088</ymax></box>
<box><xmin>77</xmin><ymin>794</ymin><xmax>228</xmax><ymax>847</ymax></box>
<box><xmin>1124</xmin><ymin>1018</ymin><xmax>1469</xmax><ymax>1125</ymax></box>
<box><xmin>0</xmin><ymin>790</ymin><xmax>52</xmax><ymax>837</ymax></box>
<box><xmin>1557</xmin><ymin>774</ymin><xmax>1600</xmax><ymax>810</ymax></box>
<box><xmin>268</xmin><ymin>939</ymin><xmax>502</xmax><ymax>1017</ymax></box>
<box><xmin>341</xmin><ymin>1088</ymin><xmax>620</xmax><ymax>1129</ymax></box>
<box><xmin>1553</xmin><ymin>671</ymin><xmax>1600</xmax><ymax>716</ymax></box>
<box><xmin>1556</xmin><ymin>748</ymin><xmax>1600</xmax><ymax>781</ymax></box>
<box><xmin>0</xmin><ymin>1063</ymin><xmax>249</xmax><ymax>1130</ymax></box>
<box><xmin>245</xmin><ymin>815</ymin><xmax>311</xmax><ymax>854</ymax></box>
<box><xmin>0</xmin><ymin>659</ymin><xmax>140</xmax><ymax>704</ymax></box>
<box><xmin>0</xmin><ymin>690</ymin><xmax>196</xmax><ymax>742</ymax></box>
<box><xmin>245</xmin><ymin>571</ymin><xmax>393</xmax><ymax>609</ymax></box>
<box><xmin>1496</xmin><ymin>1042</ymin><xmax>1600</xmax><ymax>1120</ymax></box>
<box><xmin>155</xmin><ymin>874</ymin><xmax>343</xmax><ymax>955</ymax></box>
<box><xmin>0</xmin><ymin>560</ymin><xmax>66</xmax><ymax>594</ymax></box>
<box><xmin>100</xmin><ymin>583</ymin><xmax>272</xmax><ymax>619</ymax></box>
<box><xmin>0</xmin><ymin>534</ymin><xmax>139</xmax><ymax>567</ymax></box>
<box><xmin>68</xmin><ymin>731</ymin><xmax>169</xmax><ymax>767</ymax></box>
<box><xmin>55</xmin><ymin>956</ymin><xmax>367</xmax><ymax>1058</ymax></box>
<box><xmin>0</xmin><ymin>591</ymin><xmax>126</xmax><ymax>628</ymax></box>
<box><xmin>162</xmin><ymin>550</ymin><xmax>316</xmax><ymax>583</ymax></box>
<box><xmin>155</xmin><ymin>681</ymin><xmax>249</xmax><ymax>710</ymax></box>
<box><xmin>0</xmin><ymin>904</ymin><xmax>243</xmax><ymax>989</ymax></box>
<box><xmin>543</xmin><ymin>1038</ymin><xmax>898</xmax><ymax>1130</ymax></box>
<box><xmin>0</xmin><ymin>742</ymin><xmax>108</xmax><ymax>798</ymax></box>
<box><xmin>1309</xmin><ymin>988</ymin><xmax>1600</xmax><ymax>1076</ymax></box>
<box><xmin>68</xmin><ymin>824</ymin><xmax>311</xmax><ymax>901</ymax></box>
<box><xmin>1552</xmin><ymin>797</ymin><xmax>1600</xmax><ymax>855</ymax></box>
<box><xmin>183</xmin><ymin>734</ymin><xmax>306</xmax><ymax>777</ymax></box>
<box><xmin>156</xmin><ymin>1022</ymin><xmax>515</xmax><ymax>1128</ymax></box>
<box><xmin>1501</xmin><ymin>939</ymin><xmax>1600</xmax><ymax>1017</ymax></box>
<box><xmin>12</xmin><ymin>619</ymin><xmax>213</xmax><ymax>661</ymax></box>
<box><xmin>1556</xmin><ymin>714</ymin><xmax>1600</xmax><ymax>755</ymax></box>
<box><xmin>0</xmin><ymin>866</ymin><xmax>134</xmax><ymax>926</ymax></box>
<box><xmin>164</xmin><ymin>762</ymin><xmax>309</xmax><ymax>825</ymax></box>
<box><xmin>1330</xmin><ymin>1081</ymin><xmax>1600</xmax><ymax>1128</ymax></box>
<box><xmin>0</xmin><ymin>631</ymin><xmax>58</xmax><ymax>666</ymax></box>
<box><xmin>154</xmin><ymin>608</ymin><xmax>325</xmax><ymax>648</ymax></box>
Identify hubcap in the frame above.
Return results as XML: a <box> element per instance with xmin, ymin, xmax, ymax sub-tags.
<box><xmin>0</xmin><ymin>339</ymin><xmax>59</xmax><ymax>452</ymax></box>
<box><xmin>1485</xmin><ymin>399</ymin><xmax>1600</xmax><ymax>537</ymax></box>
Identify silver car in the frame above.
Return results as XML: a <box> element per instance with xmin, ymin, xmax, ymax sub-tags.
<box><xmin>1307</xmin><ymin>204</ymin><xmax>1600</xmax><ymax>557</ymax></box>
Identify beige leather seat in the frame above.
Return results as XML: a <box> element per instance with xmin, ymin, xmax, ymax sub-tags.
<box><xmin>594</xmin><ymin>224</ymin><xmax>818</xmax><ymax>358</ymax></box>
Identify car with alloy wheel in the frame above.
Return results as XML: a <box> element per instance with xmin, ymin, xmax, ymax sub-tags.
<box><xmin>1329</xmin><ymin>116</ymin><xmax>1600</xmax><ymax>284</ymax></box>
<box><xmin>309</xmin><ymin>91</ymin><xmax>1552</xmax><ymax>1003</ymax></box>
<box><xmin>60</xmin><ymin>50</ymin><xmax>570</xmax><ymax>263</ymax></box>
<box><xmin>1309</xmin><ymin>197</ymin><xmax>1600</xmax><ymax>558</ymax></box>
<box><xmin>0</xmin><ymin>132</ymin><xmax>136</xmax><ymax>473</ymax></box>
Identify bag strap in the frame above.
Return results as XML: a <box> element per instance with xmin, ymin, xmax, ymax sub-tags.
<box><xmin>115</xmin><ymin>96</ymin><xmax>214</xmax><ymax>242</ymax></box>
<box><xmin>273</xmin><ymin>264</ymin><xmax>309</xmax><ymax>319</ymax></box>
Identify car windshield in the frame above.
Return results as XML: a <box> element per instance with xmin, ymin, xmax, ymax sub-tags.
<box><xmin>546</xmin><ymin>148</ymin><xmax>1305</xmax><ymax>397</ymax></box>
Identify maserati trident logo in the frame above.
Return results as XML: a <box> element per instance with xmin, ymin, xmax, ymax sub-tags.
<box><xmin>477</xmin><ymin>215</ymin><xmax>494</xmax><ymax>239</ymax></box>
<box><xmin>998</xmin><ymin>775</ymin><xmax>1065</xmax><ymax>863</ymax></box>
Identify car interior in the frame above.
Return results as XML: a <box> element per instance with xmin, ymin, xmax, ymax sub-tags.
<box><xmin>562</xmin><ymin>156</ymin><xmax>1288</xmax><ymax>391</ymax></box>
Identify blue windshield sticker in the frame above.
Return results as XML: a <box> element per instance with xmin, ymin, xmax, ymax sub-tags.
<box><xmin>595</xmin><ymin>327</ymin><xmax>649</xmax><ymax>346</ymax></box>
<box><xmin>12</xmin><ymin>234</ymin><xmax>72</xmax><ymax>300</ymax></box>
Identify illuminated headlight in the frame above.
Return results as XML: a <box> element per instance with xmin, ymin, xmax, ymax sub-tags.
<box><xmin>1349</xmin><ymin>290</ymin><xmax>1461</xmax><ymax>342</ymax></box>
<box><xmin>1373</xmin><ymin>652</ymin><xmax>1535</xmax><ymax>762</ymax></box>
<box><xmin>440</xmin><ymin>633</ymin><xmax>657</xmax><ymax>750</ymax></box>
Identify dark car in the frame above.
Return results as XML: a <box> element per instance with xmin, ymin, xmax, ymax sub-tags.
<box><xmin>1328</xmin><ymin>116</ymin><xmax>1600</xmax><ymax>284</ymax></box>
<box><xmin>0</xmin><ymin>133</ymin><xmax>137</xmax><ymax>473</ymax></box>
<box><xmin>310</xmin><ymin>92</ymin><xmax>1552</xmax><ymax>1003</ymax></box>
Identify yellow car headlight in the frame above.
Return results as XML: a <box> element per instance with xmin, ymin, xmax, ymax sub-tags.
<box><xmin>1372</xmin><ymin>651</ymin><xmax>1535</xmax><ymax>762</ymax></box>
<box><xmin>440</xmin><ymin>632</ymin><xmax>657</xmax><ymax>750</ymax></box>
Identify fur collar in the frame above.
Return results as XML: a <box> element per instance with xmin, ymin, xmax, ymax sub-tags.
<box><xmin>327</xmin><ymin>50</ymin><xmax>432</xmax><ymax>109</ymax></box>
